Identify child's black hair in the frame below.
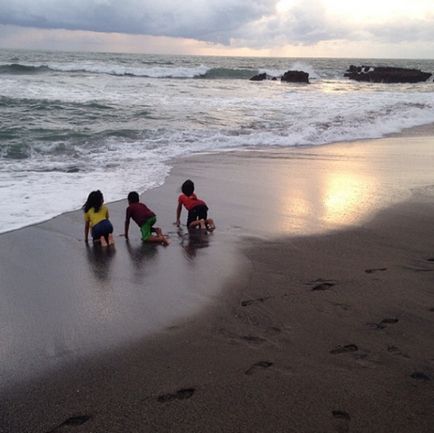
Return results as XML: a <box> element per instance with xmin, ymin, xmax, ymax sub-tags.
<box><xmin>127</xmin><ymin>191</ymin><xmax>140</xmax><ymax>203</ymax></box>
<box><xmin>181</xmin><ymin>179</ymin><xmax>195</xmax><ymax>196</ymax></box>
<box><xmin>84</xmin><ymin>190</ymin><xmax>103</xmax><ymax>213</ymax></box>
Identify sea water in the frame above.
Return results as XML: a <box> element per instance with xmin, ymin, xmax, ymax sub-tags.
<box><xmin>1</xmin><ymin>49</ymin><xmax>434</xmax><ymax>234</ymax></box>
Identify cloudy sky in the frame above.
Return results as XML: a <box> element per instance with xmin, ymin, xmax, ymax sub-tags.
<box><xmin>1</xmin><ymin>0</ymin><xmax>433</xmax><ymax>58</ymax></box>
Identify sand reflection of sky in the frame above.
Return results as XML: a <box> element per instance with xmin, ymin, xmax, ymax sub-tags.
<box><xmin>273</xmin><ymin>152</ymin><xmax>379</xmax><ymax>235</ymax></box>
<box><xmin>322</xmin><ymin>172</ymin><xmax>373</xmax><ymax>226</ymax></box>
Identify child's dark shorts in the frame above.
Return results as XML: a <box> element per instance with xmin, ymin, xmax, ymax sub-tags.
<box><xmin>92</xmin><ymin>219</ymin><xmax>113</xmax><ymax>239</ymax></box>
<box><xmin>187</xmin><ymin>204</ymin><xmax>208</xmax><ymax>228</ymax></box>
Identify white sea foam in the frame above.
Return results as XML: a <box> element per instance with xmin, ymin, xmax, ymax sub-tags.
<box><xmin>0</xmin><ymin>159</ymin><xmax>171</xmax><ymax>234</ymax></box>
<box><xmin>289</xmin><ymin>61</ymin><xmax>321</xmax><ymax>79</ymax></box>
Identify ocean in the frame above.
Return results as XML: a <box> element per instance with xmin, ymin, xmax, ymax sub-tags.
<box><xmin>1</xmin><ymin>49</ymin><xmax>434</xmax><ymax>234</ymax></box>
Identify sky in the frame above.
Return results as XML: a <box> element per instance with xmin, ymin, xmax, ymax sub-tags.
<box><xmin>0</xmin><ymin>0</ymin><xmax>434</xmax><ymax>58</ymax></box>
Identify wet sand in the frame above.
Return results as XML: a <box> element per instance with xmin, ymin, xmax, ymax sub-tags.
<box><xmin>1</xmin><ymin>134</ymin><xmax>434</xmax><ymax>432</ymax></box>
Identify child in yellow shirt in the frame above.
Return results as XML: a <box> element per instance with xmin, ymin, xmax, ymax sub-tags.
<box><xmin>83</xmin><ymin>190</ymin><xmax>114</xmax><ymax>247</ymax></box>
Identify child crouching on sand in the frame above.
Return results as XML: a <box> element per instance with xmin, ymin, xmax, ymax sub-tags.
<box><xmin>175</xmin><ymin>179</ymin><xmax>215</xmax><ymax>230</ymax></box>
<box><xmin>83</xmin><ymin>190</ymin><xmax>115</xmax><ymax>247</ymax></box>
<box><xmin>121</xmin><ymin>191</ymin><xmax>169</xmax><ymax>246</ymax></box>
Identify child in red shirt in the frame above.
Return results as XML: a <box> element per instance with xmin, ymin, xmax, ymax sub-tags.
<box><xmin>175</xmin><ymin>180</ymin><xmax>215</xmax><ymax>230</ymax></box>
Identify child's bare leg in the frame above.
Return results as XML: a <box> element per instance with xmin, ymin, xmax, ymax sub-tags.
<box><xmin>100</xmin><ymin>236</ymin><xmax>108</xmax><ymax>247</ymax></box>
<box><xmin>206</xmin><ymin>218</ymin><xmax>215</xmax><ymax>230</ymax></box>
<box><xmin>153</xmin><ymin>227</ymin><xmax>163</xmax><ymax>237</ymax></box>
<box><xmin>108</xmin><ymin>233</ymin><xmax>115</xmax><ymax>245</ymax></box>
<box><xmin>146</xmin><ymin>235</ymin><xmax>169</xmax><ymax>246</ymax></box>
<box><xmin>150</xmin><ymin>227</ymin><xmax>168</xmax><ymax>244</ymax></box>
<box><xmin>189</xmin><ymin>219</ymin><xmax>206</xmax><ymax>229</ymax></box>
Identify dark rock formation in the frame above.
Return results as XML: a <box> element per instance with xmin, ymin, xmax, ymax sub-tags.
<box><xmin>250</xmin><ymin>70</ymin><xmax>310</xmax><ymax>83</ymax></box>
<box><xmin>345</xmin><ymin>65</ymin><xmax>432</xmax><ymax>83</ymax></box>
<box><xmin>250</xmin><ymin>73</ymin><xmax>267</xmax><ymax>81</ymax></box>
<box><xmin>281</xmin><ymin>70</ymin><xmax>310</xmax><ymax>83</ymax></box>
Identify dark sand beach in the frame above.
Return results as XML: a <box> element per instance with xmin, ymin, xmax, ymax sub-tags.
<box><xmin>1</xmin><ymin>133</ymin><xmax>434</xmax><ymax>432</ymax></box>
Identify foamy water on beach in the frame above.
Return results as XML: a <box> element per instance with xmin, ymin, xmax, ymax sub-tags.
<box><xmin>1</xmin><ymin>49</ymin><xmax>434</xmax><ymax>233</ymax></box>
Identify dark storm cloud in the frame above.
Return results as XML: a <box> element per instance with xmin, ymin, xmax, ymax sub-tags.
<box><xmin>0</xmin><ymin>0</ymin><xmax>276</xmax><ymax>44</ymax></box>
<box><xmin>0</xmin><ymin>0</ymin><xmax>433</xmax><ymax>48</ymax></box>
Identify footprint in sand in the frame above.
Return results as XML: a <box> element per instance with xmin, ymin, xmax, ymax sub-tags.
<box><xmin>46</xmin><ymin>415</ymin><xmax>91</xmax><ymax>432</ymax></box>
<box><xmin>308</xmin><ymin>279</ymin><xmax>336</xmax><ymax>291</ymax></box>
<box><xmin>367</xmin><ymin>318</ymin><xmax>399</xmax><ymax>329</ymax></box>
<box><xmin>240</xmin><ymin>335</ymin><xmax>267</xmax><ymax>344</ymax></box>
<box><xmin>245</xmin><ymin>361</ymin><xmax>273</xmax><ymax>375</ymax></box>
<box><xmin>365</xmin><ymin>268</ymin><xmax>387</xmax><ymax>274</ymax></box>
<box><xmin>410</xmin><ymin>372</ymin><xmax>430</xmax><ymax>381</ymax></box>
<box><xmin>157</xmin><ymin>388</ymin><xmax>195</xmax><ymax>403</ymax></box>
<box><xmin>330</xmin><ymin>344</ymin><xmax>358</xmax><ymax>355</ymax></box>
<box><xmin>312</xmin><ymin>282</ymin><xmax>335</xmax><ymax>291</ymax></box>
<box><xmin>332</xmin><ymin>410</ymin><xmax>351</xmax><ymax>433</ymax></box>
<box><xmin>269</xmin><ymin>326</ymin><xmax>282</xmax><ymax>333</ymax></box>
<box><xmin>387</xmin><ymin>346</ymin><xmax>410</xmax><ymax>358</ymax></box>
<box><xmin>241</xmin><ymin>296</ymin><xmax>273</xmax><ymax>307</ymax></box>
<box><xmin>381</xmin><ymin>318</ymin><xmax>399</xmax><ymax>325</ymax></box>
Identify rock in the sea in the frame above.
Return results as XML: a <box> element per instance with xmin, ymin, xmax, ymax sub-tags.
<box><xmin>250</xmin><ymin>73</ymin><xmax>267</xmax><ymax>81</ymax></box>
<box><xmin>345</xmin><ymin>65</ymin><xmax>432</xmax><ymax>83</ymax></box>
<box><xmin>281</xmin><ymin>70</ymin><xmax>310</xmax><ymax>83</ymax></box>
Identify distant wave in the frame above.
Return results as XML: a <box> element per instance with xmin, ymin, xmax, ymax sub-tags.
<box><xmin>0</xmin><ymin>64</ymin><xmax>51</xmax><ymax>75</ymax></box>
<box><xmin>202</xmin><ymin>68</ymin><xmax>258</xmax><ymax>79</ymax></box>
<box><xmin>0</xmin><ymin>62</ymin><xmax>213</xmax><ymax>78</ymax></box>
<box><xmin>0</xmin><ymin>62</ymin><xmax>279</xmax><ymax>80</ymax></box>
<box><xmin>0</xmin><ymin>62</ymin><xmax>329</xmax><ymax>80</ymax></box>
